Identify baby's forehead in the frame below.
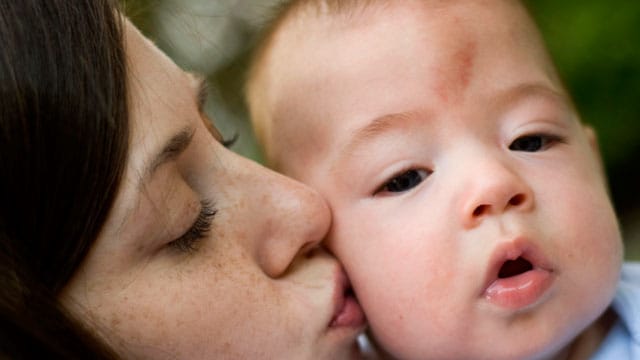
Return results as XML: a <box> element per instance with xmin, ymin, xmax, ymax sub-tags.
<box><xmin>256</xmin><ymin>0</ymin><xmax>560</xmax><ymax>158</ymax></box>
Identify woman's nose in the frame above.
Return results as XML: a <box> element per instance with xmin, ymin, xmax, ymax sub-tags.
<box><xmin>459</xmin><ymin>158</ymin><xmax>533</xmax><ymax>229</ymax></box>
<box><xmin>236</xmin><ymin>156</ymin><xmax>331</xmax><ymax>278</ymax></box>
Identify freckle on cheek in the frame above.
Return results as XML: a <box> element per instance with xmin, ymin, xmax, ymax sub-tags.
<box><xmin>111</xmin><ymin>315</ymin><xmax>122</xmax><ymax>328</ymax></box>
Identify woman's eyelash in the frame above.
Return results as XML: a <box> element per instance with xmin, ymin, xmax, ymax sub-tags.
<box><xmin>168</xmin><ymin>200</ymin><xmax>217</xmax><ymax>253</ymax></box>
<box><xmin>222</xmin><ymin>132</ymin><xmax>239</xmax><ymax>148</ymax></box>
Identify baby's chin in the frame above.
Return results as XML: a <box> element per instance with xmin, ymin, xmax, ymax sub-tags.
<box><xmin>368</xmin><ymin>303</ymin><xmax>611</xmax><ymax>360</ymax></box>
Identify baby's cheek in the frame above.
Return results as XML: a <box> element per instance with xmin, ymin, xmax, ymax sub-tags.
<box><xmin>329</xmin><ymin>230</ymin><xmax>394</xmax><ymax>305</ymax></box>
<box><xmin>343</xmin><ymin>243</ymin><xmax>420</xmax><ymax>332</ymax></box>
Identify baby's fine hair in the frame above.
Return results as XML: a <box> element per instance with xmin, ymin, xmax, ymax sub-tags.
<box><xmin>245</xmin><ymin>0</ymin><xmax>393</xmax><ymax>152</ymax></box>
<box><xmin>246</xmin><ymin>0</ymin><xmax>388</xmax><ymax>82</ymax></box>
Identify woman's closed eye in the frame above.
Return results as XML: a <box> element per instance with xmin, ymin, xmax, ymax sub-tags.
<box><xmin>509</xmin><ymin>133</ymin><xmax>564</xmax><ymax>152</ymax></box>
<box><xmin>168</xmin><ymin>199</ymin><xmax>217</xmax><ymax>253</ymax></box>
<box><xmin>375</xmin><ymin>168</ymin><xmax>431</xmax><ymax>196</ymax></box>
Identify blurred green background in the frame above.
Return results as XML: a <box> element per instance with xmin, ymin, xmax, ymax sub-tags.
<box><xmin>122</xmin><ymin>0</ymin><xmax>639</xmax><ymax>259</ymax></box>
<box><xmin>527</xmin><ymin>0</ymin><xmax>640</xmax><ymax>260</ymax></box>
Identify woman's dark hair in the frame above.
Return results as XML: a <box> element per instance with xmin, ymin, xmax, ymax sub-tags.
<box><xmin>0</xmin><ymin>0</ymin><xmax>129</xmax><ymax>357</ymax></box>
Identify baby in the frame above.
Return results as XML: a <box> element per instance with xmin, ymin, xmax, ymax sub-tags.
<box><xmin>246</xmin><ymin>0</ymin><xmax>639</xmax><ymax>359</ymax></box>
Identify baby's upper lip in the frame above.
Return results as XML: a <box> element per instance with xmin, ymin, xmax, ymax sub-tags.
<box><xmin>480</xmin><ymin>237</ymin><xmax>553</xmax><ymax>295</ymax></box>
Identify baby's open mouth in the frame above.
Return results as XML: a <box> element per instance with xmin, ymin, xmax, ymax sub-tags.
<box><xmin>482</xmin><ymin>241</ymin><xmax>555</xmax><ymax>310</ymax></box>
<box><xmin>498</xmin><ymin>256</ymin><xmax>533</xmax><ymax>278</ymax></box>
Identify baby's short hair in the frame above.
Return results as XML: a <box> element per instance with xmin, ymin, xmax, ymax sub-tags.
<box><xmin>244</xmin><ymin>0</ymin><xmax>390</xmax><ymax>155</ymax></box>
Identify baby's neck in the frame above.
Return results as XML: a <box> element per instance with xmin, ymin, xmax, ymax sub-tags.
<box><xmin>553</xmin><ymin>307</ymin><xmax>617</xmax><ymax>360</ymax></box>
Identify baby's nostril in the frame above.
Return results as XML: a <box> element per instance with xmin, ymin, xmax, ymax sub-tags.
<box><xmin>473</xmin><ymin>204</ymin><xmax>488</xmax><ymax>217</ymax></box>
<box><xmin>509</xmin><ymin>194</ymin><xmax>525</xmax><ymax>206</ymax></box>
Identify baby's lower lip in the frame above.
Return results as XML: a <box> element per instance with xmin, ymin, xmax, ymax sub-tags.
<box><xmin>483</xmin><ymin>268</ymin><xmax>554</xmax><ymax>310</ymax></box>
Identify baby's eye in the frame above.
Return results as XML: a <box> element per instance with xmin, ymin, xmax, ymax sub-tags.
<box><xmin>509</xmin><ymin>134</ymin><xmax>562</xmax><ymax>152</ymax></box>
<box><xmin>376</xmin><ymin>169</ymin><xmax>431</xmax><ymax>195</ymax></box>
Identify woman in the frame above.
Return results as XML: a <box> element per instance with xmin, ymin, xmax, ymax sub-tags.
<box><xmin>0</xmin><ymin>0</ymin><xmax>365</xmax><ymax>358</ymax></box>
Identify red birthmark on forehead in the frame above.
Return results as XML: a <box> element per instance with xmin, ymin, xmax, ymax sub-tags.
<box><xmin>433</xmin><ymin>40</ymin><xmax>477</xmax><ymax>104</ymax></box>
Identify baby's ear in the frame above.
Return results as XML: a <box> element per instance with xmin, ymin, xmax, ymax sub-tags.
<box><xmin>583</xmin><ymin>125</ymin><xmax>599</xmax><ymax>154</ymax></box>
<box><xmin>583</xmin><ymin>125</ymin><xmax>606</xmax><ymax>174</ymax></box>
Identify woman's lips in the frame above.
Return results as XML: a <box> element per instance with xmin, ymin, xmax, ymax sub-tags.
<box><xmin>481</xmin><ymin>239</ymin><xmax>555</xmax><ymax>310</ymax></box>
<box><xmin>330</xmin><ymin>269</ymin><xmax>366</xmax><ymax>328</ymax></box>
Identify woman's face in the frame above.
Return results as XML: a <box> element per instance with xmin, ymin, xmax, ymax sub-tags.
<box><xmin>61</xmin><ymin>19</ymin><xmax>365</xmax><ymax>359</ymax></box>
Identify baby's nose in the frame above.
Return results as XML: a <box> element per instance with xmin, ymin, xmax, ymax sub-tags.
<box><xmin>459</xmin><ymin>159</ymin><xmax>533</xmax><ymax>229</ymax></box>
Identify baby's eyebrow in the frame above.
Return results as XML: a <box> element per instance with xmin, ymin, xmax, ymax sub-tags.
<box><xmin>343</xmin><ymin>110</ymin><xmax>428</xmax><ymax>154</ymax></box>
<box><xmin>496</xmin><ymin>82</ymin><xmax>570</xmax><ymax>110</ymax></box>
<box><xmin>338</xmin><ymin>84</ymin><xmax>570</xmax><ymax>159</ymax></box>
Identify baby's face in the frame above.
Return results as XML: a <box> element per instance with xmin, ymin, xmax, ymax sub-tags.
<box><xmin>254</xmin><ymin>1</ymin><xmax>623</xmax><ymax>358</ymax></box>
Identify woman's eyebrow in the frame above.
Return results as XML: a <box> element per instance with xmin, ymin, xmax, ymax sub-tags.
<box><xmin>140</xmin><ymin>126</ymin><xmax>195</xmax><ymax>188</ymax></box>
<box><xmin>139</xmin><ymin>74</ymin><xmax>206</xmax><ymax>186</ymax></box>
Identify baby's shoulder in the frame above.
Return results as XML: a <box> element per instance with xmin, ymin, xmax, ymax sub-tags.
<box><xmin>621</xmin><ymin>261</ymin><xmax>640</xmax><ymax>282</ymax></box>
<box><xmin>592</xmin><ymin>261</ymin><xmax>640</xmax><ymax>359</ymax></box>
<box><xmin>614</xmin><ymin>261</ymin><xmax>640</xmax><ymax>327</ymax></box>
